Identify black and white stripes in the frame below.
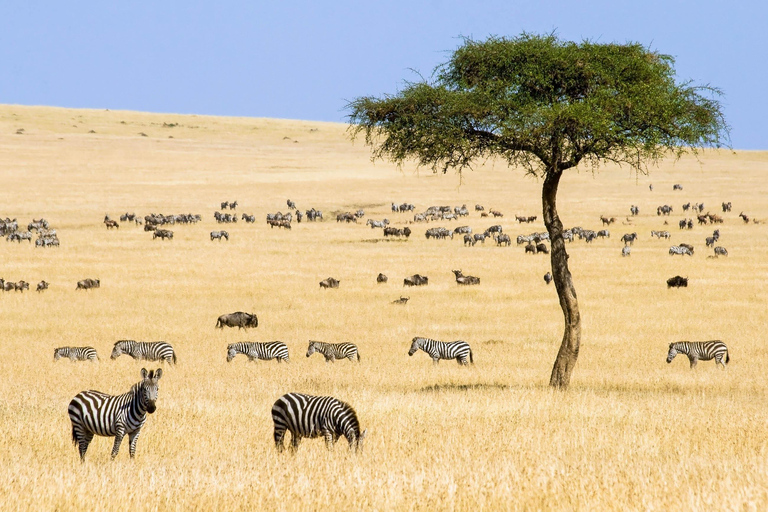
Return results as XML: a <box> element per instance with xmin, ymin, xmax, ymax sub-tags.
<box><xmin>111</xmin><ymin>340</ymin><xmax>177</xmax><ymax>364</ymax></box>
<box><xmin>227</xmin><ymin>341</ymin><xmax>289</xmax><ymax>363</ymax></box>
<box><xmin>306</xmin><ymin>341</ymin><xmax>360</xmax><ymax>363</ymax></box>
<box><xmin>68</xmin><ymin>368</ymin><xmax>163</xmax><ymax>460</ymax></box>
<box><xmin>667</xmin><ymin>340</ymin><xmax>730</xmax><ymax>369</ymax></box>
<box><xmin>271</xmin><ymin>393</ymin><xmax>366</xmax><ymax>452</ymax></box>
<box><xmin>54</xmin><ymin>346</ymin><xmax>99</xmax><ymax>362</ymax></box>
<box><xmin>408</xmin><ymin>337</ymin><xmax>473</xmax><ymax>365</ymax></box>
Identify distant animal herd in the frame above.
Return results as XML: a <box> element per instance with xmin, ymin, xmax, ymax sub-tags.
<box><xmin>5</xmin><ymin>188</ymin><xmax>750</xmax><ymax>460</ymax></box>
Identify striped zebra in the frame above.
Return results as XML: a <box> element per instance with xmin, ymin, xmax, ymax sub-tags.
<box><xmin>227</xmin><ymin>341</ymin><xmax>289</xmax><ymax>363</ymax></box>
<box><xmin>408</xmin><ymin>336</ymin><xmax>473</xmax><ymax>365</ymax></box>
<box><xmin>68</xmin><ymin>368</ymin><xmax>163</xmax><ymax>461</ymax></box>
<box><xmin>669</xmin><ymin>245</ymin><xmax>693</xmax><ymax>256</ymax></box>
<box><xmin>54</xmin><ymin>346</ymin><xmax>99</xmax><ymax>362</ymax></box>
<box><xmin>306</xmin><ymin>341</ymin><xmax>360</xmax><ymax>363</ymax></box>
<box><xmin>271</xmin><ymin>393</ymin><xmax>367</xmax><ymax>452</ymax></box>
<box><xmin>666</xmin><ymin>340</ymin><xmax>730</xmax><ymax>369</ymax></box>
<box><xmin>111</xmin><ymin>340</ymin><xmax>177</xmax><ymax>364</ymax></box>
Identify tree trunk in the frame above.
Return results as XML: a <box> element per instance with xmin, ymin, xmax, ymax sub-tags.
<box><xmin>542</xmin><ymin>169</ymin><xmax>581</xmax><ymax>389</ymax></box>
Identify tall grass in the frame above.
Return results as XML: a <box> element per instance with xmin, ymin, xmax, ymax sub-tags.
<box><xmin>0</xmin><ymin>105</ymin><xmax>766</xmax><ymax>510</ymax></box>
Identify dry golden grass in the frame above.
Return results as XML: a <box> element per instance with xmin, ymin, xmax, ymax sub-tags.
<box><xmin>1</xmin><ymin>104</ymin><xmax>767</xmax><ymax>511</ymax></box>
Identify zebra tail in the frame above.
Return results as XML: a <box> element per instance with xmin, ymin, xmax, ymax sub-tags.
<box><xmin>173</xmin><ymin>353</ymin><xmax>178</xmax><ymax>364</ymax></box>
<box><xmin>726</xmin><ymin>351</ymin><xmax>730</xmax><ymax>364</ymax></box>
<box><xmin>357</xmin><ymin>352</ymin><xmax>361</xmax><ymax>362</ymax></box>
<box><xmin>470</xmin><ymin>349</ymin><xmax>474</xmax><ymax>364</ymax></box>
<box><xmin>71</xmin><ymin>426</ymin><xmax>78</xmax><ymax>446</ymax></box>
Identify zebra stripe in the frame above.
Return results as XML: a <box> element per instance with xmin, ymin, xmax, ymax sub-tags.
<box><xmin>667</xmin><ymin>340</ymin><xmax>730</xmax><ymax>369</ymax></box>
<box><xmin>111</xmin><ymin>340</ymin><xmax>177</xmax><ymax>364</ymax></box>
<box><xmin>227</xmin><ymin>341</ymin><xmax>289</xmax><ymax>363</ymax></box>
<box><xmin>54</xmin><ymin>346</ymin><xmax>99</xmax><ymax>362</ymax></box>
<box><xmin>68</xmin><ymin>368</ymin><xmax>163</xmax><ymax>460</ymax></box>
<box><xmin>306</xmin><ymin>341</ymin><xmax>360</xmax><ymax>363</ymax></box>
<box><xmin>408</xmin><ymin>336</ymin><xmax>473</xmax><ymax>365</ymax></box>
<box><xmin>271</xmin><ymin>393</ymin><xmax>366</xmax><ymax>452</ymax></box>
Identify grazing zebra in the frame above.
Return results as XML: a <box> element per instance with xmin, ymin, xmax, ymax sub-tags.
<box><xmin>714</xmin><ymin>246</ymin><xmax>728</xmax><ymax>257</ymax></box>
<box><xmin>69</xmin><ymin>368</ymin><xmax>163</xmax><ymax>461</ymax></box>
<box><xmin>111</xmin><ymin>340</ymin><xmax>177</xmax><ymax>364</ymax></box>
<box><xmin>272</xmin><ymin>393</ymin><xmax>367</xmax><ymax>453</ymax></box>
<box><xmin>669</xmin><ymin>245</ymin><xmax>693</xmax><ymax>256</ymax></box>
<box><xmin>210</xmin><ymin>230</ymin><xmax>229</xmax><ymax>241</ymax></box>
<box><xmin>306</xmin><ymin>341</ymin><xmax>360</xmax><ymax>363</ymax></box>
<box><xmin>622</xmin><ymin>246</ymin><xmax>631</xmax><ymax>257</ymax></box>
<box><xmin>36</xmin><ymin>280</ymin><xmax>49</xmax><ymax>292</ymax></box>
<box><xmin>408</xmin><ymin>337</ymin><xmax>473</xmax><ymax>365</ymax></box>
<box><xmin>227</xmin><ymin>341</ymin><xmax>289</xmax><ymax>363</ymax></box>
<box><xmin>54</xmin><ymin>346</ymin><xmax>99</xmax><ymax>362</ymax></box>
<box><xmin>666</xmin><ymin>341</ymin><xmax>730</xmax><ymax>369</ymax></box>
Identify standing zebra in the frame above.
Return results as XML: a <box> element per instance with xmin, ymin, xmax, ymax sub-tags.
<box><xmin>666</xmin><ymin>340</ymin><xmax>730</xmax><ymax>369</ymax></box>
<box><xmin>54</xmin><ymin>346</ymin><xmax>99</xmax><ymax>362</ymax></box>
<box><xmin>272</xmin><ymin>393</ymin><xmax>366</xmax><ymax>453</ymax></box>
<box><xmin>227</xmin><ymin>341</ymin><xmax>289</xmax><ymax>363</ymax></box>
<box><xmin>408</xmin><ymin>336</ymin><xmax>473</xmax><ymax>365</ymax></box>
<box><xmin>306</xmin><ymin>341</ymin><xmax>360</xmax><ymax>363</ymax></box>
<box><xmin>68</xmin><ymin>368</ymin><xmax>163</xmax><ymax>461</ymax></box>
<box><xmin>111</xmin><ymin>340</ymin><xmax>177</xmax><ymax>365</ymax></box>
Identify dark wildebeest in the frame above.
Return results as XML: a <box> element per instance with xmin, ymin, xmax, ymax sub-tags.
<box><xmin>667</xmin><ymin>276</ymin><xmax>688</xmax><ymax>288</ymax></box>
<box><xmin>377</xmin><ymin>273</ymin><xmax>388</xmax><ymax>283</ymax></box>
<box><xmin>216</xmin><ymin>312</ymin><xmax>259</xmax><ymax>330</ymax></box>
<box><xmin>403</xmin><ymin>274</ymin><xmax>428</xmax><ymax>287</ymax></box>
<box><xmin>319</xmin><ymin>277</ymin><xmax>340</xmax><ymax>289</ymax></box>
<box><xmin>536</xmin><ymin>243</ymin><xmax>549</xmax><ymax>254</ymax></box>
<box><xmin>76</xmin><ymin>278</ymin><xmax>100</xmax><ymax>290</ymax></box>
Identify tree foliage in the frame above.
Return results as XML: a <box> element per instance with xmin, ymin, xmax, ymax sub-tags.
<box><xmin>348</xmin><ymin>33</ymin><xmax>729</xmax><ymax>176</ymax></box>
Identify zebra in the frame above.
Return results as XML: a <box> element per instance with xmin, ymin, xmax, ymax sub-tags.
<box><xmin>306</xmin><ymin>341</ymin><xmax>360</xmax><ymax>363</ymax></box>
<box><xmin>272</xmin><ymin>393</ymin><xmax>367</xmax><ymax>453</ymax></box>
<box><xmin>54</xmin><ymin>346</ymin><xmax>99</xmax><ymax>362</ymax></box>
<box><xmin>227</xmin><ymin>341</ymin><xmax>289</xmax><ymax>363</ymax></box>
<box><xmin>669</xmin><ymin>245</ymin><xmax>693</xmax><ymax>256</ymax></box>
<box><xmin>666</xmin><ymin>341</ymin><xmax>730</xmax><ymax>369</ymax></box>
<box><xmin>69</xmin><ymin>368</ymin><xmax>163</xmax><ymax>461</ymax></box>
<box><xmin>111</xmin><ymin>340</ymin><xmax>177</xmax><ymax>364</ymax></box>
<box><xmin>714</xmin><ymin>246</ymin><xmax>728</xmax><ymax>257</ymax></box>
<box><xmin>621</xmin><ymin>246</ymin><xmax>631</xmax><ymax>257</ymax></box>
<box><xmin>408</xmin><ymin>336</ymin><xmax>473</xmax><ymax>365</ymax></box>
<box><xmin>210</xmin><ymin>230</ymin><xmax>229</xmax><ymax>241</ymax></box>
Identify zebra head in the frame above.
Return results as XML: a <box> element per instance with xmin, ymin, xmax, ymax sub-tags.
<box><xmin>306</xmin><ymin>341</ymin><xmax>318</xmax><ymax>358</ymax></box>
<box><xmin>666</xmin><ymin>343</ymin><xmax>679</xmax><ymax>364</ymax></box>
<box><xmin>354</xmin><ymin>429</ymin><xmax>368</xmax><ymax>453</ymax></box>
<box><xmin>408</xmin><ymin>337</ymin><xmax>423</xmax><ymax>356</ymax></box>
<box><xmin>226</xmin><ymin>344</ymin><xmax>237</xmax><ymax>362</ymax></box>
<box><xmin>53</xmin><ymin>348</ymin><xmax>64</xmax><ymax>361</ymax></box>
<box><xmin>139</xmin><ymin>368</ymin><xmax>163</xmax><ymax>414</ymax></box>
<box><xmin>111</xmin><ymin>341</ymin><xmax>127</xmax><ymax>359</ymax></box>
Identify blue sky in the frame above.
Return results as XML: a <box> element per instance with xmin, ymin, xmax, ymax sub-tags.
<box><xmin>1</xmin><ymin>1</ymin><xmax>765</xmax><ymax>148</ymax></box>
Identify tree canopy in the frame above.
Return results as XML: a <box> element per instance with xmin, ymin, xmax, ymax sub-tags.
<box><xmin>347</xmin><ymin>33</ymin><xmax>729</xmax><ymax>389</ymax></box>
<box><xmin>348</xmin><ymin>33</ymin><xmax>728</xmax><ymax>176</ymax></box>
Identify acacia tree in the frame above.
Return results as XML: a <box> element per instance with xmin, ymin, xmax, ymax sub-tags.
<box><xmin>348</xmin><ymin>34</ymin><xmax>728</xmax><ymax>389</ymax></box>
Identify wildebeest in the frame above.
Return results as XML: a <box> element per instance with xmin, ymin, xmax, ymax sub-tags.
<box><xmin>673</xmin><ymin>184</ymin><xmax>683</xmax><ymax>191</ymax></box>
<box><xmin>319</xmin><ymin>277</ymin><xmax>340</xmax><ymax>289</ymax></box>
<box><xmin>210</xmin><ymin>230</ymin><xmax>229</xmax><ymax>241</ymax></box>
<box><xmin>403</xmin><ymin>274</ymin><xmax>428</xmax><ymax>287</ymax></box>
<box><xmin>525</xmin><ymin>243</ymin><xmax>537</xmax><ymax>254</ymax></box>
<box><xmin>536</xmin><ymin>243</ymin><xmax>549</xmax><ymax>254</ymax></box>
<box><xmin>667</xmin><ymin>275</ymin><xmax>688</xmax><ymax>288</ymax></box>
<box><xmin>216</xmin><ymin>312</ymin><xmax>259</xmax><ymax>330</ymax></box>
<box><xmin>376</xmin><ymin>273</ymin><xmax>388</xmax><ymax>283</ymax></box>
<box><xmin>544</xmin><ymin>272</ymin><xmax>552</xmax><ymax>284</ymax></box>
<box><xmin>76</xmin><ymin>278</ymin><xmax>100</xmax><ymax>290</ymax></box>
<box><xmin>36</xmin><ymin>280</ymin><xmax>49</xmax><ymax>292</ymax></box>
<box><xmin>153</xmin><ymin>229</ymin><xmax>173</xmax><ymax>240</ymax></box>
<box><xmin>452</xmin><ymin>270</ymin><xmax>480</xmax><ymax>285</ymax></box>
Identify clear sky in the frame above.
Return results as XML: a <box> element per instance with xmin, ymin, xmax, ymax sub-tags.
<box><xmin>1</xmin><ymin>1</ymin><xmax>765</xmax><ymax>148</ymax></box>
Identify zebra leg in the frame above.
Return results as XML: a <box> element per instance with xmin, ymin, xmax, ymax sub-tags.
<box><xmin>274</xmin><ymin>427</ymin><xmax>287</xmax><ymax>452</ymax></box>
<box><xmin>77</xmin><ymin>432</ymin><xmax>94</xmax><ymax>461</ymax></box>
<box><xmin>689</xmin><ymin>356</ymin><xmax>698</xmax><ymax>369</ymax></box>
<box><xmin>128</xmin><ymin>430</ymin><xmax>142</xmax><ymax>458</ymax></box>
<box><xmin>289</xmin><ymin>433</ymin><xmax>302</xmax><ymax>452</ymax></box>
<box><xmin>432</xmin><ymin>357</ymin><xmax>440</xmax><ymax>365</ymax></box>
<box><xmin>111</xmin><ymin>428</ymin><xmax>126</xmax><ymax>459</ymax></box>
<box><xmin>323</xmin><ymin>431</ymin><xmax>335</xmax><ymax>451</ymax></box>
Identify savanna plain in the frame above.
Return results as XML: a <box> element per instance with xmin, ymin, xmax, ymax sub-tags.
<box><xmin>1</xmin><ymin>105</ymin><xmax>767</xmax><ymax>511</ymax></box>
